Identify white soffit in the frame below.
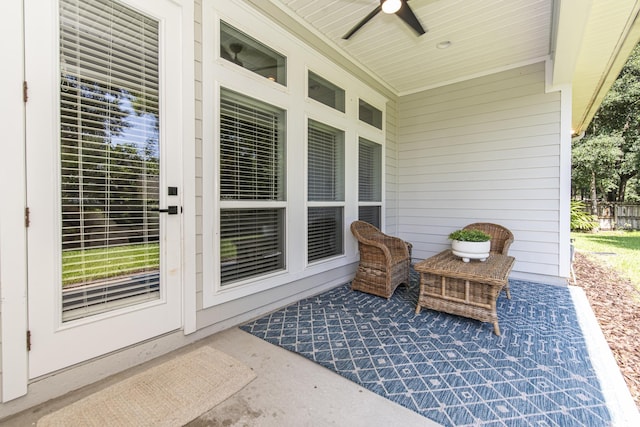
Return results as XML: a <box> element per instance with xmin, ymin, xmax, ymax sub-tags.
<box><xmin>252</xmin><ymin>0</ymin><xmax>640</xmax><ymax>132</ymax></box>
<box><xmin>570</xmin><ymin>0</ymin><xmax>640</xmax><ymax>134</ymax></box>
<box><xmin>272</xmin><ymin>0</ymin><xmax>553</xmax><ymax>95</ymax></box>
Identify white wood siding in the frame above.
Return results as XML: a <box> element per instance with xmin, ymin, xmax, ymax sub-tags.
<box><xmin>397</xmin><ymin>62</ymin><xmax>564</xmax><ymax>279</ymax></box>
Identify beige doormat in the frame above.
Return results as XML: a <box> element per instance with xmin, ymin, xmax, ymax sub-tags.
<box><xmin>37</xmin><ymin>346</ymin><xmax>256</xmax><ymax>427</ymax></box>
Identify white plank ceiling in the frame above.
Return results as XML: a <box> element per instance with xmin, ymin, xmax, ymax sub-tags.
<box><xmin>273</xmin><ymin>0</ymin><xmax>553</xmax><ymax>95</ymax></box>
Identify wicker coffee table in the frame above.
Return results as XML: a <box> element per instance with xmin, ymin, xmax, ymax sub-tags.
<box><xmin>414</xmin><ymin>250</ymin><xmax>515</xmax><ymax>335</ymax></box>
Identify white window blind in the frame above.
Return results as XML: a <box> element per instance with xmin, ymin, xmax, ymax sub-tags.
<box><xmin>308</xmin><ymin>207</ymin><xmax>343</xmax><ymax>262</ymax></box>
<box><xmin>358</xmin><ymin>138</ymin><xmax>381</xmax><ymax>201</ymax></box>
<box><xmin>219</xmin><ymin>89</ymin><xmax>286</xmax><ymax>285</ymax></box>
<box><xmin>220</xmin><ymin>89</ymin><xmax>285</xmax><ymax>200</ymax></box>
<box><xmin>307</xmin><ymin>120</ymin><xmax>344</xmax><ymax>262</ymax></box>
<box><xmin>308</xmin><ymin>120</ymin><xmax>344</xmax><ymax>201</ymax></box>
<box><xmin>358</xmin><ymin>206</ymin><xmax>381</xmax><ymax>228</ymax></box>
<box><xmin>358</xmin><ymin>138</ymin><xmax>382</xmax><ymax>228</ymax></box>
<box><xmin>59</xmin><ymin>0</ymin><xmax>161</xmax><ymax>322</ymax></box>
<box><xmin>220</xmin><ymin>209</ymin><xmax>285</xmax><ymax>284</ymax></box>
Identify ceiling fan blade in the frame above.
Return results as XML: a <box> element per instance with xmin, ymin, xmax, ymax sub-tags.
<box><xmin>396</xmin><ymin>1</ymin><xmax>426</xmax><ymax>36</ymax></box>
<box><xmin>342</xmin><ymin>5</ymin><xmax>382</xmax><ymax>40</ymax></box>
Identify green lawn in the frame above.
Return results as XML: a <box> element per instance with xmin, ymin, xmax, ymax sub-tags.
<box><xmin>62</xmin><ymin>243</ymin><xmax>159</xmax><ymax>287</ymax></box>
<box><xmin>571</xmin><ymin>230</ymin><xmax>640</xmax><ymax>289</ymax></box>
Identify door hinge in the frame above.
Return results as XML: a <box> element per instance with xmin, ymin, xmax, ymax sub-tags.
<box><xmin>23</xmin><ymin>81</ymin><xmax>28</xmax><ymax>103</ymax></box>
<box><xmin>25</xmin><ymin>207</ymin><xmax>30</xmax><ymax>227</ymax></box>
<box><xmin>27</xmin><ymin>330</ymin><xmax>32</xmax><ymax>351</ymax></box>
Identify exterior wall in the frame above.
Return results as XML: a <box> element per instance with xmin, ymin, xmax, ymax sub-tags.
<box><xmin>397</xmin><ymin>62</ymin><xmax>567</xmax><ymax>281</ymax></box>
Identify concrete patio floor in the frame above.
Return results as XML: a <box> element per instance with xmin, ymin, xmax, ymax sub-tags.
<box><xmin>1</xmin><ymin>327</ymin><xmax>438</xmax><ymax>427</ymax></box>
<box><xmin>2</xmin><ymin>283</ymin><xmax>639</xmax><ymax>427</ymax></box>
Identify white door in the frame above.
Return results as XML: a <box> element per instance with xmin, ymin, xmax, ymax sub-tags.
<box><xmin>25</xmin><ymin>0</ymin><xmax>184</xmax><ymax>378</ymax></box>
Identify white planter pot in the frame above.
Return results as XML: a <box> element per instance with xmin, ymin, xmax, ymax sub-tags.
<box><xmin>451</xmin><ymin>240</ymin><xmax>491</xmax><ymax>262</ymax></box>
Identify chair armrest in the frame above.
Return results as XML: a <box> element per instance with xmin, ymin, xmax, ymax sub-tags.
<box><xmin>501</xmin><ymin>237</ymin><xmax>514</xmax><ymax>254</ymax></box>
<box><xmin>371</xmin><ymin>233</ymin><xmax>410</xmax><ymax>260</ymax></box>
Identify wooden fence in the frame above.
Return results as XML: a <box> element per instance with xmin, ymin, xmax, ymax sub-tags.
<box><xmin>584</xmin><ymin>202</ymin><xmax>640</xmax><ymax>230</ymax></box>
<box><xmin>615</xmin><ymin>204</ymin><xmax>640</xmax><ymax>229</ymax></box>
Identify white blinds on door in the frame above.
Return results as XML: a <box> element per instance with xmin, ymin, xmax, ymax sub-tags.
<box><xmin>59</xmin><ymin>0</ymin><xmax>161</xmax><ymax>321</ymax></box>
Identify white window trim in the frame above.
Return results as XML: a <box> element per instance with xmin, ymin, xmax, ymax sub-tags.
<box><xmin>202</xmin><ymin>0</ymin><xmax>387</xmax><ymax>307</ymax></box>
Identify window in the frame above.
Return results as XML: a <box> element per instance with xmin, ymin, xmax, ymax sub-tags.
<box><xmin>308</xmin><ymin>207</ymin><xmax>343</xmax><ymax>262</ymax></box>
<box><xmin>308</xmin><ymin>120</ymin><xmax>344</xmax><ymax>202</ymax></box>
<box><xmin>308</xmin><ymin>120</ymin><xmax>344</xmax><ymax>262</ymax></box>
<box><xmin>308</xmin><ymin>71</ymin><xmax>345</xmax><ymax>112</ymax></box>
<box><xmin>220</xmin><ymin>21</ymin><xmax>286</xmax><ymax>86</ymax></box>
<box><xmin>359</xmin><ymin>206</ymin><xmax>381</xmax><ymax>228</ymax></box>
<box><xmin>358</xmin><ymin>138</ymin><xmax>382</xmax><ymax>228</ymax></box>
<box><xmin>359</xmin><ymin>99</ymin><xmax>383</xmax><ymax>129</ymax></box>
<box><xmin>220</xmin><ymin>209</ymin><xmax>284</xmax><ymax>284</ymax></box>
<box><xmin>220</xmin><ymin>89</ymin><xmax>285</xmax><ymax>201</ymax></box>
<box><xmin>203</xmin><ymin>4</ymin><xmax>388</xmax><ymax>303</ymax></box>
<box><xmin>219</xmin><ymin>88</ymin><xmax>286</xmax><ymax>285</ymax></box>
<box><xmin>59</xmin><ymin>0</ymin><xmax>161</xmax><ymax>321</ymax></box>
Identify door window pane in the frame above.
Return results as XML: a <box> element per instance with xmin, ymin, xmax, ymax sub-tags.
<box><xmin>60</xmin><ymin>0</ymin><xmax>161</xmax><ymax>322</ymax></box>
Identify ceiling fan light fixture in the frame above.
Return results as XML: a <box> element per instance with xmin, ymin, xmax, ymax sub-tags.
<box><xmin>382</xmin><ymin>0</ymin><xmax>402</xmax><ymax>14</ymax></box>
<box><xmin>342</xmin><ymin>0</ymin><xmax>424</xmax><ymax>40</ymax></box>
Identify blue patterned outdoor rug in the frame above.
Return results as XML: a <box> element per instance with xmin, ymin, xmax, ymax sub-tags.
<box><xmin>240</xmin><ymin>276</ymin><xmax>611</xmax><ymax>426</ymax></box>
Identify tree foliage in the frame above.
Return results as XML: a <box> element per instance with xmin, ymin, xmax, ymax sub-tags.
<box><xmin>60</xmin><ymin>75</ymin><xmax>160</xmax><ymax>250</ymax></box>
<box><xmin>573</xmin><ymin>43</ymin><xmax>640</xmax><ymax>202</ymax></box>
<box><xmin>572</xmin><ymin>134</ymin><xmax>622</xmax><ymax>199</ymax></box>
<box><xmin>570</xmin><ymin>200</ymin><xmax>599</xmax><ymax>231</ymax></box>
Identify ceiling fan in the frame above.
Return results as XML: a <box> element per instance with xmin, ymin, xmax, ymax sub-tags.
<box><xmin>343</xmin><ymin>0</ymin><xmax>426</xmax><ymax>40</ymax></box>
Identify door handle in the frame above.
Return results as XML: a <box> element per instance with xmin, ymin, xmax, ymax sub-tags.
<box><xmin>155</xmin><ymin>206</ymin><xmax>179</xmax><ymax>215</ymax></box>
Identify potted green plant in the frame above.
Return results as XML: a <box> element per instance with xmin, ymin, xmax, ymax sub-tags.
<box><xmin>448</xmin><ymin>229</ymin><xmax>491</xmax><ymax>262</ymax></box>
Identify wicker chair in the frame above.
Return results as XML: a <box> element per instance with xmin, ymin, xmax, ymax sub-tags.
<box><xmin>350</xmin><ymin>221</ymin><xmax>412</xmax><ymax>299</ymax></box>
<box><xmin>462</xmin><ymin>222</ymin><xmax>514</xmax><ymax>298</ymax></box>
